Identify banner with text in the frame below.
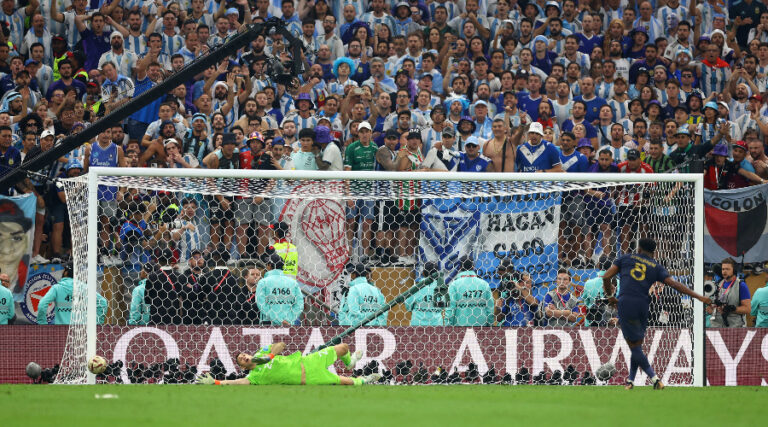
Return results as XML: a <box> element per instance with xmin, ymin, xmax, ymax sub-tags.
<box><xmin>2</xmin><ymin>327</ymin><xmax>767</xmax><ymax>385</ymax></box>
<box><xmin>704</xmin><ymin>184</ymin><xmax>768</xmax><ymax>263</ymax></box>
<box><xmin>418</xmin><ymin>195</ymin><xmax>561</xmax><ymax>285</ymax></box>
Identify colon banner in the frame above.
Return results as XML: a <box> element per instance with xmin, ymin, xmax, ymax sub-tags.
<box><xmin>0</xmin><ymin>193</ymin><xmax>36</xmax><ymax>295</ymax></box>
<box><xmin>418</xmin><ymin>194</ymin><xmax>561</xmax><ymax>286</ymax></box>
<box><xmin>704</xmin><ymin>184</ymin><xmax>768</xmax><ymax>263</ymax></box>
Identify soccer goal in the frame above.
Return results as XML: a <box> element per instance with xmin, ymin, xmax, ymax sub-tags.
<box><xmin>56</xmin><ymin>168</ymin><xmax>705</xmax><ymax>386</ymax></box>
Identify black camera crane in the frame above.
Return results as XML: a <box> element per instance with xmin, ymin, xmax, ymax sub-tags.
<box><xmin>0</xmin><ymin>17</ymin><xmax>305</xmax><ymax>193</ymax></box>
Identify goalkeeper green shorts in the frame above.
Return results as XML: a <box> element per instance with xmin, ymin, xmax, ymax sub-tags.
<box><xmin>301</xmin><ymin>348</ymin><xmax>340</xmax><ymax>385</ymax></box>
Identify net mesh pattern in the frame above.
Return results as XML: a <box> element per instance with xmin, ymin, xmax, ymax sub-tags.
<box><xmin>55</xmin><ymin>173</ymin><xmax>698</xmax><ymax>386</ymax></box>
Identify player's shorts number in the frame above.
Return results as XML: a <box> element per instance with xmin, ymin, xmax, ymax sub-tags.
<box><xmin>630</xmin><ymin>262</ymin><xmax>647</xmax><ymax>281</ymax></box>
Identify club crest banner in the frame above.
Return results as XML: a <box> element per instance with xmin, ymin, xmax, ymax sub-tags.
<box><xmin>418</xmin><ymin>194</ymin><xmax>561</xmax><ymax>285</ymax></box>
<box><xmin>704</xmin><ymin>184</ymin><xmax>768</xmax><ymax>263</ymax></box>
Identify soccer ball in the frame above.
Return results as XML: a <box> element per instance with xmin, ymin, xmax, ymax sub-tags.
<box><xmin>88</xmin><ymin>355</ymin><xmax>108</xmax><ymax>375</ymax></box>
<box><xmin>595</xmin><ymin>362</ymin><xmax>617</xmax><ymax>382</ymax></box>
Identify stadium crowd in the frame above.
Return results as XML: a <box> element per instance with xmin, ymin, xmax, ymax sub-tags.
<box><xmin>0</xmin><ymin>0</ymin><xmax>767</xmax><ymax>327</ymax></box>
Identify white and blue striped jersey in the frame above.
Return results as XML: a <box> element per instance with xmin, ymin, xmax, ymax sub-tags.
<box><xmin>656</xmin><ymin>5</ymin><xmax>689</xmax><ymax>36</ymax></box>
<box><xmin>161</xmin><ymin>33</ymin><xmax>184</xmax><ymax>56</ymax></box>
<box><xmin>429</xmin><ymin>1</ymin><xmax>460</xmax><ymax>21</ymax></box>
<box><xmin>333</xmin><ymin>0</ymin><xmax>369</xmax><ymax>23</ymax></box>
<box><xmin>0</xmin><ymin>8</ymin><xmax>28</xmax><ymax>49</ymax></box>
<box><xmin>41</xmin><ymin>0</ymin><xmax>69</xmax><ymax>36</ymax></box>
<box><xmin>555</xmin><ymin>52</ymin><xmax>591</xmax><ymax>78</ymax></box>
<box><xmin>98</xmin><ymin>50</ymin><xmax>139</xmax><ymax>78</ymax></box>
<box><xmin>282</xmin><ymin>112</ymin><xmax>318</xmax><ymax>131</ymax></box>
<box><xmin>21</xmin><ymin>30</ymin><xmax>52</xmax><ymax>66</ymax></box>
<box><xmin>37</xmin><ymin>65</ymin><xmax>54</xmax><ymax>95</ymax></box>
<box><xmin>595</xmin><ymin>81</ymin><xmax>614</xmax><ymax>100</ymax></box>
<box><xmin>608</xmin><ymin>98</ymin><xmax>630</xmax><ymax>121</ymax></box>
<box><xmin>360</xmin><ymin>12</ymin><xmax>396</xmax><ymax>33</ymax></box>
<box><xmin>700</xmin><ymin>63</ymin><xmax>731</xmax><ymax>95</ymax></box>
<box><xmin>124</xmin><ymin>33</ymin><xmax>147</xmax><ymax>55</ymax></box>
<box><xmin>328</xmin><ymin>78</ymin><xmax>358</xmax><ymax>96</ymax></box>
<box><xmin>632</xmin><ymin>17</ymin><xmax>663</xmax><ymax>42</ymax></box>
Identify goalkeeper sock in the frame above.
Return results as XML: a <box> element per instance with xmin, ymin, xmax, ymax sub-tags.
<box><xmin>353</xmin><ymin>378</ymin><xmax>364</xmax><ymax>386</ymax></box>
<box><xmin>630</xmin><ymin>346</ymin><xmax>656</xmax><ymax>379</ymax></box>
<box><xmin>341</xmin><ymin>352</ymin><xmax>352</xmax><ymax>368</ymax></box>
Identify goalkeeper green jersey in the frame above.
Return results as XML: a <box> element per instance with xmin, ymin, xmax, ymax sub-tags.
<box><xmin>256</xmin><ymin>269</ymin><xmax>304</xmax><ymax>325</ymax></box>
<box><xmin>36</xmin><ymin>278</ymin><xmax>108</xmax><ymax>325</ymax></box>
<box><xmin>751</xmin><ymin>284</ymin><xmax>768</xmax><ymax>327</ymax></box>
<box><xmin>405</xmin><ymin>280</ymin><xmax>444</xmax><ymax>326</ymax></box>
<box><xmin>129</xmin><ymin>280</ymin><xmax>150</xmax><ymax>325</ymax></box>
<box><xmin>246</xmin><ymin>345</ymin><xmax>303</xmax><ymax>385</ymax></box>
<box><xmin>339</xmin><ymin>277</ymin><xmax>388</xmax><ymax>326</ymax></box>
<box><xmin>446</xmin><ymin>270</ymin><xmax>494</xmax><ymax>326</ymax></box>
<box><xmin>0</xmin><ymin>284</ymin><xmax>14</xmax><ymax>324</ymax></box>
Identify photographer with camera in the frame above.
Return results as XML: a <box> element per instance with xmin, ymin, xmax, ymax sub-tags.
<box><xmin>405</xmin><ymin>261</ymin><xmax>446</xmax><ymax>326</ymax></box>
<box><xmin>494</xmin><ymin>258</ymin><xmax>541</xmax><ymax>327</ymax></box>
<box><xmin>707</xmin><ymin>258</ymin><xmax>752</xmax><ymax>328</ymax></box>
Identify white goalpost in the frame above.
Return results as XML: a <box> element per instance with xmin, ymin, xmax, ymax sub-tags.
<box><xmin>58</xmin><ymin>168</ymin><xmax>705</xmax><ymax>386</ymax></box>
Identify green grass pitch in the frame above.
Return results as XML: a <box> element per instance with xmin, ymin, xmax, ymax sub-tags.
<box><xmin>1</xmin><ymin>384</ymin><xmax>765</xmax><ymax>426</ymax></box>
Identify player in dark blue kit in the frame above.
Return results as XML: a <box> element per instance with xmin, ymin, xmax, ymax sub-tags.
<box><xmin>602</xmin><ymin>238</ymin><xmax>711</xmax><ymax>390</ymax></box>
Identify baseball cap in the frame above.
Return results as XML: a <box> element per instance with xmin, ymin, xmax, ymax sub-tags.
<box><xmin>703</xmin><ymin>101</ymin><xmax>719</xmax><ymax>111</ymax></box>
<box><xmin>52</xmin><ymin>34</ymin><xmax>65</xmax><ymax>42</ymax></box>
<box><xmin>675</xmin><ymin>127</ymin><xmax>690</xmax><ymax>136</ymax></box>
<box><xmin>528</xmin><ymin>122</ymin><xmax>544</xmax><ymax>136</ymax></box>
<box><xmin>464</xmin><ymin>136</ymin><xmax>480</xmax><ymax>146</ymax></box>
<box><xmin>41</xmin><ymin>129</ymin><xmax>55</xmax><ymax>139</ymax></box>
<box><xmin>226</xmin><ymin>7</ymin><xmax>239</xmax><ymax>15</ymax></box>
<box><xmin>545</xmin><ymin>0</ymin><xmax>560</xmax><ymax>10</ymax></box>
<box><xmin>24</xmin><ymin>58</ymin><xmax>38</xmax><ymax>66</ymax></box>
<box><xmin>442</xmin><ymin>126</ymin><xmax>455</xmax><ymax>137</ymax></box>
<box><xmin>473</xmin><ymin>100</ymin><xmax>488</xmax><ymax>108</ymax></box>
<box><xmin>627</xmin><ymin>149</ymin><xmax>640</xmax><ymax>160</ymax></box>
<box><xmin>713</xmin><ymin>144</ymin><xmax>729</xmax><ymax>156</ymax></box>
<box><xmin>271</xmin><ymin>137</ymin><xmax>285</xmax><ymax>146</ymax></box>
<box><xmin>385</xmin><ymin>129</ymin><xmax>400</xmax><ymax>139</ymax></box>
<box><xmin>750</xmin><ymin>94</ymin><xmax>763</xmax><ymax>103</ymax></box>
<box><xmin>733</xmin><ymin>140</ymin><xmax>748</xmax><ymax>151</ymax></box>
<box><xmin>718</xmin><ymin>101</ymin><xmax>730</xmax><ymax>112</ymax></box>
<box><xmin>407</xmin><ymin>129</ymin><xmax>422</xmax><ymax>141</ymax></box>
<box><xmin>163</xmin><ymin>138</ymin><xmax>179</xmax><ymax>147</ymax></box>
<box><xmin>516</xmin><ymin>70</ymin><xmax>529</xmax><ymax>79</ymax></box>
<box><xmin>357</xmin><ymin>121</ymin><xmax>372</xmax><ymax>131</ymax></box>
<box><xmin>191</xmin><ymin>113</ymin><xmax>208</xmax><ymax>123</ymax></box>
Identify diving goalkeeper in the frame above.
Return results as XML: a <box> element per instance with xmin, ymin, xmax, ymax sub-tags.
<box><xmin>196</xmin><ymin>342</ymin><xmax>381</xmax><ymax>386</ymax></box>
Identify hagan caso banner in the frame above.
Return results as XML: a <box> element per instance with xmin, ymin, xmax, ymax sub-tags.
<box><xmin>704</xmin><ymin>184</ymin><xmax>768</xmax><ymax>263</ymax></box>
<box><xmin>2</xmin><ymin>326</ymin><xmax>768</xmax><ymax>385</ymax></box>
<box><xmin>418</xmin><ymin>194</ymin><xmax>561</xmax><ymax>285</ymax></box>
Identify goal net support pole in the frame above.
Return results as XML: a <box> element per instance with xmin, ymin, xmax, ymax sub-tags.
<box><xmin>316</xmin><ymin>273</ymin><xmax>439</xmax><ymax>351</ymax></box>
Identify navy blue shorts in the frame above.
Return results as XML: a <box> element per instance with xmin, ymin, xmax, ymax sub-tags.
<box><xmin>617</xmin><ymin>299</ymin><xmax>649</xmax><ymax>342</ymax></box>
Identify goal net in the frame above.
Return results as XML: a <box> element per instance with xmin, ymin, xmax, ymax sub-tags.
<box><xmin>56</xmin><ymin>168</ymin><xmax>704</xmax><ymax>386</ymax></box>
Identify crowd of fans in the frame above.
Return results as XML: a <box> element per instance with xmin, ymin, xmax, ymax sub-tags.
<box><xmin>0</xmin><ymin>0</ymin><xmax>767</xmax><ymax>326</ymax></box>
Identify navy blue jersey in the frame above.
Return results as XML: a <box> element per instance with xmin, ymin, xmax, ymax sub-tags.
<box><xmin>613</xmin><ymin>253</ymin><xmax>670</xmax><ymax>304</ymax></box>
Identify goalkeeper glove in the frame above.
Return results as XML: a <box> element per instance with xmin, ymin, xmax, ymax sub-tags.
<box><xmin>196</xmin><ymin>373</ymin><xmax>216</xmax><ymax>385</ymax></box>
<box><xmin>251</xmin><ymin>353</ymin><xmax>275</xmax><ymax>365</ymax></box>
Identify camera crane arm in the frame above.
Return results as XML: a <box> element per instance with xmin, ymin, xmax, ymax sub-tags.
<box><xmin>0</xmin><ymin>17</ymin><xmax>305</xmax><ymax>193</ymax></box>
